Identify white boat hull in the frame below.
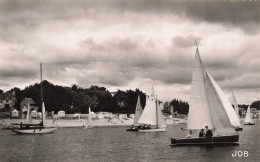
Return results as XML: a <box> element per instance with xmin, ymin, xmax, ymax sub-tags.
<box><xmin>12</xmin><ymin>127</ymin><xmax>57</xmax><ymax>134</ymax></box>
<box><xmin>138</xmin><ymin>128</ymin><xmax>166</xmax><ymax>132</ymax></box>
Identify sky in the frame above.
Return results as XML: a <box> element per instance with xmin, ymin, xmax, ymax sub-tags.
<box><xmin>0</xmin><ymin>0</ymin><xmax>259</xmax><ymax>104</ymax></box>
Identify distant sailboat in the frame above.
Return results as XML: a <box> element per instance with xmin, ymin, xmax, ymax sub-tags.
<box><xmin>244</xmin><ymin>105</ymin><xmax>255</xmax><ymax>125</ymax></box>
<box><xmin>12</xmin><ymin>63</ymin><xmax>57</xmax><ymax>134</ymax></box>
<box><xmin>86</xmin><ymin>107</ymin><xmax>93</xmax><ymax>128</ymax></box>
<box><xmin>127</xmin><ymin>95</ymin><xmax>143</xmax><ymax>131</ymax></box>
<box><xmin>231</xmin><ymin>91</ymin><xmax>243</xmax><ymax>130</ymax></box>
<box><xmin>138</xmin><ymin>86</ymin><xmax>167</xmax><ymax>132</ymax></box>
<box><xmin>171</xmin><ymin>45</ymin><xmax>239</xmax><ymax>145</ymax></box>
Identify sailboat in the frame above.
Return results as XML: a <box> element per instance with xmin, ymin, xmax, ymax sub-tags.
<box><xmin>12</xmin><ymin>63</ymin><xmax>57</xmax><ymax>134</ymax></box>
<box><xmin>127</xmin><ymin>95</ymin><xmax>143</xmax><ymax>131</ymax></box>
<box><xmin>138</xmin><ymin>87</ymin><xmax>167</xmax><ymax>132</ymax></box>
<box><xmin>86</xmin><ymin>107</ymin><xmax>93</xmax><ymax>128</ymax></box>
<box><xmin>231</xmin><ymin>91</ymin><xmax>243</xmax><ymax>130</ymax></box>
<box><xmin>171</xmin><ymin>45</ymin><xmax>239</xmax><ymax>145</ymax></box>
<box><xmin>244</xmin><ymin>105</ymin><xmax>255</xmax><ymax>125</ymax></box>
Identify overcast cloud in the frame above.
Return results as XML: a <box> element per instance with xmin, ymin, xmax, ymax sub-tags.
<box><xmin>0</xmin><ymin>0</ymin><xmax>259</xmax><ymax>104</ymax></box>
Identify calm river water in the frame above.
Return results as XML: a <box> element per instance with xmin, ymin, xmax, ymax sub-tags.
<box><xmin>0</xmin><ymin>121</ymin><xmax>259</xmax><ymax>162</ymax></box>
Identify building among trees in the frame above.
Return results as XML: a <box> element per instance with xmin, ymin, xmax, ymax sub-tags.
<box><xmin>0</xmin><ymin>91</ymin><xmax>17</xmax><ymax>111</ymax></box>
<box><xmin>20</xmin><ymin>98</ymin><xmax>38</xmax><ymax>118</ymax></box>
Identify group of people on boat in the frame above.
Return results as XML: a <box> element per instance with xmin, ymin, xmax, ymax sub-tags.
<box><xmin>130</xmin><ymin>124</ymin><xmax>151</xmax><ymax>130</ymax></box>
<box><xmin>186</xmin><ymin>126</ymin><xmax>213</xmax><ymax>138</ymax></box>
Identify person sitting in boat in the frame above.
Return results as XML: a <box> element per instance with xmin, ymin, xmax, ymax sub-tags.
<box><xmin>186</xmin><ymin>130</ymin><xmax>192</xmax><ymax>138</ymax></box>
<box><xmin>148</xmin><ymin>125</ymin><xmax>151</xmax><ymax>129</ymax></box>
<box><xmin>199</xmin><ymin>129</ymin><xmax>205</xmax><ymax>137</ymax></box>
<box><xmin>143</xmin><ymin>125</ymin><xmax>146</xmax><ymax>129</ymax></box>
<box><xmin>205</xmin><ymin>126</ymin><xmax>213</xmax><ymax>138</ymax></box>
<box><xmin>39</xmin><ymin>121</ymin><xmax>43</xmax><ymax>126</ymax></box>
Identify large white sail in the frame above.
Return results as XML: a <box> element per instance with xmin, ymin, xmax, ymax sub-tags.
<box><xmin>244</xmin><ymin>105</ymin><xmax>254</xmax><ymax>123</ymax></box>
<box><xmin>138</xmin><ymin>93</ymin><xmax>157</xmax><ymax>125</ymax></box>
<box><xmin>187</xmin><ymin>48</ymin><xmax>213</xmax><ymax>130</ymax></box>
<box><xmin>156</xmin><ymin>99</ymin><xmax>167</xmax><ymax>128</ymax></box>
<box><xmin>42</xmin><ymin>102</ymin><xmax>46</xmax><ymax>127</ymax></box>
<box><xmin>205</xmin><ymin>72</ymin><xmax>233</xmax><ymax>129</ymax></box>
<box><xmin>133</xmin><ymin>95</ymin><xmax>143</xmax><ymax>126</ymax></box>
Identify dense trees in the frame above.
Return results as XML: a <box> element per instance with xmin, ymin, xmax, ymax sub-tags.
<box><xmin>4</xmin><ymin>80</ymin><xmax>257</xmax><ymax>114</ymax></box>
<box><xmin>169</xmin><ymin>99</ymin><xmax>189</xmax><ymax>114</ymax></box>
<box><xmin>251</xmin><ymin>100</ymin><xmax>260</xmax><ymax>110</ymax></box>
<box><xmin>112</xmin><ymin>89</ymin><xmax>146</xmax><ymax>114</ymax></box>
<box><xmin>2</xmin><ymin>81</ymin><xmax>147</xmax><ymax>114</ymax></box>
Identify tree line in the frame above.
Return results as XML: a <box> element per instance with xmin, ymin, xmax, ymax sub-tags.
<box><xmin>1</xmin><ymin>81</ymin><xmax>259</xmax><ymax>114</ymax></box>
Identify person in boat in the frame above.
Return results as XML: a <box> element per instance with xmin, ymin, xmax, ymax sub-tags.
<box><xmin>199</xmin><ymin>129</ymin><xmax>205</xmax><ymax>137</ymax></box>
<box><xmin>205</xmin><ymin>126</ymin><xmax>213</xmax><ymax>138</ymax></box>
<box><xmin>186</xmin><ymin>130</ymin><xmax>192</xmax><ymax>138</ymax></box>
<box><xmin>143</xmin><ymin>124</ymin><xmax>146</xmax><ymax>129</ymax></box>
<box><xmin>148</xmin><ymin>125</ymin><xmax>151</xmax><ymax>129</ymax></box>
<box><xmin>20</xmin><ymin>122</ymin><xmax>23</xmax><ymax>128</ymax></box>
<box><xmin>39</xmin><ymin>121</ymin><xmax>43</xmax><ymax>126</ymax></box>
<box><xmin>130</xmin><ymin>124</ymin><xmax>137</xmax><ymax>130</ymax></box>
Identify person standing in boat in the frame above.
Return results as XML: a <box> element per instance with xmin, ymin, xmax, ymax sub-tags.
<box><xmin>186</xmin><ymin>130</ymin><xmax>192</xmax><ymax>138</ymax></box>
<box><xmin>199</xmin><ymin>129</ymin><xmax>205</xmax><ymax>137</ymax></box>
<box><xmin>205</xmin><ymin>126</ymin><xmax>213</xmax><ymax>138</ymax></box>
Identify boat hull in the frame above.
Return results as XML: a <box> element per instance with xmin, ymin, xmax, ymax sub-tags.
<box><xmin>235</xmin><ymin>127</ymin><xmax>243</xmax><ymax>131</ymax></box>
<box><xmin>138</xmin><ymin>128</ymin><xmax>166</xmax><ymax>132</ymax></box>
<box><xmin>244</xmin><ymin>123</ymin><xmax>255</xmax><ymax>125</ymax></box>
<box><xmin>12</xmin><ymin>127</ymin><xmax>57</xmax><ymax>134</ymax></box>
<box><xmin>171</xmin><ymin>135</ymin><xmax>239</xmax><ymax>146</ymax></box>
<box><xmin>126</xmin><ymin>128</ymin><xmax>139</xmax><ymax>131</ymax></box>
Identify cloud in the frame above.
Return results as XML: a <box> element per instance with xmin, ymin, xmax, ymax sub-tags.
<box><xmin>0</xmin><ymin>0</ymin><xmax>259</xmax><ymax>103</ymax></box>
<box><xmin>172</xmin><ymin>35</ymin><xmax>202</xmax><ymax>48</ymax></box>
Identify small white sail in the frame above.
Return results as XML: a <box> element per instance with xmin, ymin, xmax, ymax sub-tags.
<box><xmin>244</xmin><ymin>105</ymin><xmax>254</xmax><ymax>124</ymax></box>
<box><xmin>88</xmin><ymin>107</ymin><xmax>92</xmax><ymax>126</ymax></box>
<box><xmin>232</xmin><ymin>91</ymin><xmax>239</xmax><ymax>117</ymax></box>
<box><xmin>138</xmin><ymin>93</ymin><xmax>157</xmax><ymax>125</ymax></box>
<box><xmin>25</xmin><ymin>101</ymin><xmax>31</xmax><ymax>124</ymax></box>
<box><xmin>42</xmin><ymin>102</ymin><xmax>46</xmax><ymax>127</ymax></box>
<box><xmin>156</xmin><ymin>99</ymin><xmax>167</xmax><ymax>128</ymax></box>
<box><xmin>159</xmin><ymin>102</ymin><xmax>164</xmax><ymax>110</ymax></box>
<box><xmin>133</xmin><ymin>95</ymin><xmax>143</xmax><ymax>126</ymax></box>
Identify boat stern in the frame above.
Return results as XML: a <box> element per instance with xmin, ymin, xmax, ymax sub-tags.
<box><xmin>170</xmin><ymin>138</ymin><xmax>177</xmax><ymax>145</ymax></box>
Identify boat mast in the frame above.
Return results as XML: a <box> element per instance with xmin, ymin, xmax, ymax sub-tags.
<box><xmin>152</xmin><ymin>85</ymin><xmax>158</xmax><ymax>128</ymax></box>
<box><xmin>40</xmin><ymin>63</ymin><xmax>44</xmax><ymax>123</ymax></box>
<box><xmin>156</xmin><ymin>96</ymin><xmax>158</xmax><ymax>128</ymax></box>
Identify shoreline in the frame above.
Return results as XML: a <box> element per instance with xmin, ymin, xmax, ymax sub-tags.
<box><xmin>0</xmin><ymin>118</ymin><xmax>183</xmax><ymax>128</ymax></box>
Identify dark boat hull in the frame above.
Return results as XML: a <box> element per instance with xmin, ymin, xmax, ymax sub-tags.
<box><xmin>244</xmin><ymin>123</ymin><xmax>255</xmax><ymax>125</ymax></box>
<box><xmin>126</xmin><ymin>128</ymin><xmax>138</xmax><ymax>131</ymax></box>
<box><xmin>171</xmin><ymin>135</ymin><xmax>239</xmax><ymax>146</ymax></box>
<box><xmin>235</xmin><ymin>127</ymin><xmax>243</xmax><ymax>131</ymax></box>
